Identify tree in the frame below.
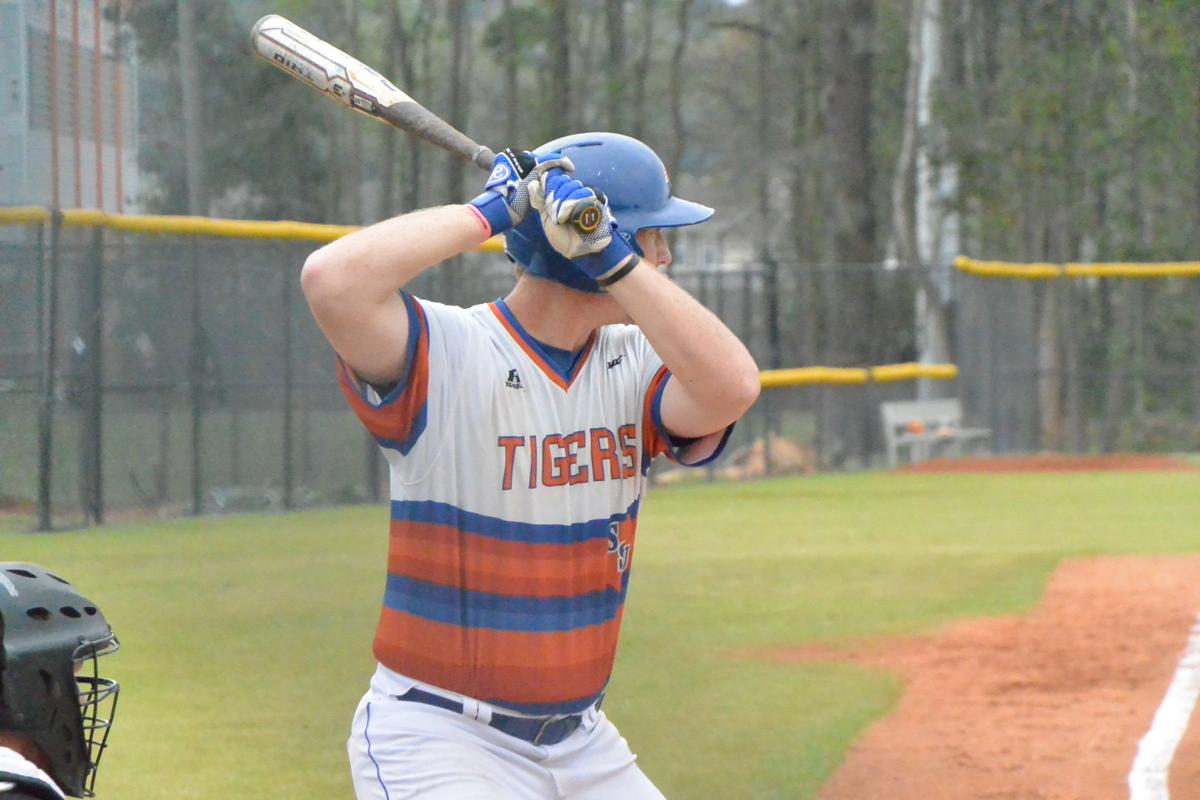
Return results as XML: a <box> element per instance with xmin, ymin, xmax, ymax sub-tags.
<box><xmin>605</xmin><ymin>0</ymin><xmax>626</xmax><ymax>131</ymax></box>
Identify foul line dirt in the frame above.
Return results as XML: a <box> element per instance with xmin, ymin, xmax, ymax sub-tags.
<box><xmin>751</xmin><ymin>555</ymin><xmax>1200</xmax><ymax>800</ymax></box>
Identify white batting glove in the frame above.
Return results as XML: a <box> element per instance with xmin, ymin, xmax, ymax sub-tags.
<box><xmin>529</xmin><ymin>171</ymin><xmax>638</xmax><ymax>286</ymax></box>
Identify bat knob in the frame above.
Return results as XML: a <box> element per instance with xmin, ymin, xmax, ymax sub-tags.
<box><xmin>571</xmin><ymin>200</ymin><xmax>603</xmax><ymax>235</ymax></box>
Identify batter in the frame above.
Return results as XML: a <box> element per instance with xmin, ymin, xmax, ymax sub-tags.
<box><xmin>302</xmin><ymin>133</ymin><xmax>759</xmax><ymax>799</ymax></box>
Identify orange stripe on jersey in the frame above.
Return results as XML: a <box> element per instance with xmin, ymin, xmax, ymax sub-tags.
<box><xmin>642</xmin><ymin>365</ymin><xmax>673</xmax><ymax>463</ymax></box>
<box><xmin>387</xmin><ymin>519</ymin><xmax>624</xmax><ymax>598</ymax></box>
<box><xmin>373</xmin><ymin>607</ymin><xmax>623</xmax><ymax>712</ymax></box>
<box><xmin>337</xmin><ymin>294</ymin><xmax>430</xmax><ymax>454</ymax></box>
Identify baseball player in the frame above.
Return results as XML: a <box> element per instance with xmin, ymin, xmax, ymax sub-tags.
<box><xmin>0</xmin><ymin>563</ymin><xmax>120</xmax><ymax>799</ymax></box>
<box><xmin>302</xmin><ymin>132</ymin><xmax>760</xmax><ymax>799</ymax></box>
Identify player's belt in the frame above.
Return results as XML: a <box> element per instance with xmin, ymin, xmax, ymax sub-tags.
<box><xmin>393</xmin><ymin>686</ymin><xmax>599</xmax><ymax>746</ymax></box>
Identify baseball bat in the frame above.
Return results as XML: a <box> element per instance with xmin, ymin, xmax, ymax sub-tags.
<box><xmin>251</xmin><ymin>15</ymin><xmax>601</xmax><ymax>234</ymax></box>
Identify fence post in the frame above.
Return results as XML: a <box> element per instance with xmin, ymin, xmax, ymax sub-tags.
<box><xmin>1193</xmin><ymin>280</ymin><xmax>1200</xmax><ymax>425</ymax></box>
<box><xmin>1063</xmin><ymin>276</ymin><xmax>1084</xmax><ymax>452</ymax></box>
<box><xmin>862</xmin><ymin>374</ymin><xmax>878</xmax><ymax>467</ymax></box>
<box><xmin>83</xmin><ymin>226</ymin><xmax>104</xmax><ymax>524</ymax></box>
<box><xmin>764</xmin><ymin>258</ymin><xmax>782</xmax><ymax>474</ymax></box>
<box><xmin>282</xmin><ymin>255</ymin><xmax>295</xmax><ymax>510</ymax></box>
<box><xmin>36</xmin><ymin>214</ymin><xmax>60</xmax><ymax>532</ymax></box>
<box><xmin>188</xmin><ymin>238</ymin><xmax>203</xmax><ymax>515</ymax></box>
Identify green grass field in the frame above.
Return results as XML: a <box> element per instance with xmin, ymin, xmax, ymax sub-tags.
<box><xmin>2</xmin><ymin>470</ymin><xmax>1198</xmax><ymax>799</ymax></box>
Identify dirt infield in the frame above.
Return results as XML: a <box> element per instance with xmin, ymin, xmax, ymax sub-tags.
<box><xmin>756</xmin><ymin>556</ymin><xmax>1200</xmax><ymax>799</ymax></box>
<box><xmin>897</xmin><ymin>453</ymin><xmax>1200</xmax><ymax>473</ymax></box>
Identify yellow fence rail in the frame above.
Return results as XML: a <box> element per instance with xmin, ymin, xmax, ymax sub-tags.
<box><xmin>759</xmin><ymin>362</ymin><xmax>957</xmax><ymax>389</ymax></box>
<box><xmin>955</xmin><ymin>255</ymin><xmax>1200</xmax><ymax>279</ymax></box>
<box><xmin>0</xmin><ymin>206</ymin><xmax>506</xmax><ymax>251</ymax></box>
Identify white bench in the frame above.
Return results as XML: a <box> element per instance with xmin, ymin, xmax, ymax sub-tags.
<box><xmin>880</xmin><ymin>398</ymin><xmax>991</xmax><ymax>467</ymax></box>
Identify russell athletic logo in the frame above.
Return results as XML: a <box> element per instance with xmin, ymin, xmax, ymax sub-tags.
<box><xmin>505</xmin><ymin>369</ymin><xmax>523</xmax><ymax>390</ymax></box>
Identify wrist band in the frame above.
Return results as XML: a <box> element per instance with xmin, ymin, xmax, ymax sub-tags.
<box><xmin>596</xmin><ymin>257</ymin><xmax>639</xmax><ymax>288</ymax></box>
<box><xmin>464</xmin><ymin>204</ymin><xmax>493</xmax><ymax>237</ymax></box>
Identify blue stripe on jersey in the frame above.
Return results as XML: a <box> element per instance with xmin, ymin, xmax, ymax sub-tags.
<box><xmin>374</xmin><ymin>401</ymin><xmax>428</xmax><ymax>455</ymax></box>
<box><xmin>389</xmin><ymin>498</ymin><xmax>640</xmax><ymax>545</ymax></box>
<box><xmin>649</xmin><ymin>370</ymin><xmax>736</xmax><ymax>469</ymax></box>
<box><xmin>493</xmin><ymin>298</ymin><xmax>586</xmax><ymax>384</ymax></box>
<box><xmin>384</xmin><ymin>572</ymin><xmax>631</xmax><ymax>633</ymax></box>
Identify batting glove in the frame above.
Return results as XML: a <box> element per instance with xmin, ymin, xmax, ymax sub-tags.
<box><xmin>529</xmin><ymin>171</ymin><xmax>638</xmax><ymax>287</ymax></box>
<box><xmin>468</xmin><ymin>148</ymin><xmax>574</xmax><ymax>236</ymax></box>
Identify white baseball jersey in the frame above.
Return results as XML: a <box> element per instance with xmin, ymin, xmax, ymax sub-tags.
<box><xmin>0</xmin><ymin>747</ymin><xmax>65</xmax><ymax>799</ymax></box>
<box><xmin>338</xmin><ymin>294</ymin><xmax>731</xmax><ymax>716</ymax></box>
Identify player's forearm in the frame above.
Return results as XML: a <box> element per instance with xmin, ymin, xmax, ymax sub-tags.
<box><xmin>608</xmin><ymin>263</ymin><xmax>761</xmax><ymax>426</ymax></box>
<box><xmin>301</xmin><ymin>204</ymin><xmax>490</xmax><ymax>308</ymax></box>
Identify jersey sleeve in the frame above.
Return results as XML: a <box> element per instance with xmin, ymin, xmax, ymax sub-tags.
<box><xmin>615</xmin><ymin>326</ymin><xmax>736</xmax><ymax>470</ymax></box>
<box><xmin>337</xmin><ymin>292</ymin><xmax>479</xmax><ymax>465</ymax></box>
<box><xmin>337</xmin><ymin>291</ymin><xmax>430</xmax><ymax>455</ymax></box>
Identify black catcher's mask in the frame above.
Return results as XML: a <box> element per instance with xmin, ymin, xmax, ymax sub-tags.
<box><xmin>0</xmin><ymin>563</ymin><xmax>119</xmax><ymax>797</ymax></box>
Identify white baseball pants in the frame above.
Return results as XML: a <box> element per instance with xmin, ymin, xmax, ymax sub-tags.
<box><xmin>347</xmin><ymin>687</ymin><xmax>666</xmax><ymax>800</ymax></box>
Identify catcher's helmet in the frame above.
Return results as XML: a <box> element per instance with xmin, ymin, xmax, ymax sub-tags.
<box><xmin>0</xmin><ymin>563</ymin><xmax>119</xmax><ymax>797</ymax></box>
<box><xmin>505</xmin><ymin>132</ymin><xmax>714</xmax><ymax>293</ymax></box>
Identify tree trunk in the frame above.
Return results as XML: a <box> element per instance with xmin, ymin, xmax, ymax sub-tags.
<box><xmin>1194</xmin><ymin>6</ymin><xmax>1200</xmax><ymax>425</ymax></box>
<box><xmin>1060</xmin><ymin>1</ymin><xmax>1084</xmax><ymax>452</ymax></box>
<box><xmin>825</xmin><ymin>0</ymin><xmax>878</xmax><ymax>376</ymax></box>
<box><xmin>379</xmin><ymin>0</ymin><xmax>401</xmax><ymax>219</ymax></box>
<box><xmin>912</xmin><ymin>0</ymin><xmax>956</xmax><ymax>398</ymax></box>
<box><xmin>403</xmin><ymin>2</ymin><xmax>432</xmax><ymax>213</ymax></box>
<box><xmin>666</xmin><ymin>0</ymin><xmax>695</xmax><ymax>184</ymax></box>
<box><xmin>893</xmin><ymin>0</ymin><xmax>923</xmax><ymax>274</ymax></box>
<box><xmin>1103</xmin><ymin>0</ymin><xmax>1148</xmax><ymax>448</ymax></box>
<box><xmin>605</xmin><ymin>0</ymin><xmax>626</xmax><ymax>132</ymax></box>
<box><xmin>824</xmin><ymin>0</ymin><xmax>878</xmax><ymax>465</ymax></box>
<box><xmin>445</xmin><ymin>0</ymin><xmax>468</xmax><ymax>203</ymax></box>
<box><xmin>177</xmin><ymin>0</ymin><xmax>206</xmax><ymax>214</ymax></box>
<box><xmin>631</xmin><ymin>0</ymin><xmax>655</xmax><ymax>140</ymax></box>
<box><xmin>826</xmin><ymin>0</ymin><xmax>877</xmax><ymax>267</ymax></box>
<box><xmin>503</xmin><ymin>0</ymin><xmax>519</xmax><ymax>144</ymax></box>
<box><xmin>897</xmin><ymin>0</ymin><xmax>952</xmax><ymax>395</ymax></box>
<box><xmin>548</xmin><ymin>0</ymin><xmax>571</xmax><ymax>138</ymax></box>
<box><xmin>788</xmin><ymin>0</ymin><xmax>827</xmax><ymax>462</ymax></box>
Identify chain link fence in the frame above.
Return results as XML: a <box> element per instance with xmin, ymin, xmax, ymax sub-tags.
<box><xmin>954</xmin><ymin>265</ymin><xmax>1200</xmax><ymax>455</ymax></box>
<box><xmin>2</xmin><ymin>215</ymin><xmax>1197</xmax><ymax>528</ymax></box>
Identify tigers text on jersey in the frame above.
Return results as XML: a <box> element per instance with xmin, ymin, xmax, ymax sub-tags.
<box><xmin>339</xmin><ymin>295</ymin><xmax>731</xmax><ymax>716</ymax></box>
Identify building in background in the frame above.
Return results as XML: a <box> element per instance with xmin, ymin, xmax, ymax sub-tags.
<box><xmin>0</xmin><ymin>0</ymin><xmax>139</xmax><ymax>212</ymax></box>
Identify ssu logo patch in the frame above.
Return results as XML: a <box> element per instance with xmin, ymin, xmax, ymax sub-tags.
<box><xmin>607</xmin><ymin>521</ymin><xmax>631</xmax><ymax>574</ymax></box>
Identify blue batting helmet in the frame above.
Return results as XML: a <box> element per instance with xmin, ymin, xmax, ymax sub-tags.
<box><xmin>505</xmin><ymin>132</ymin><xmax>714</xmax><ymax>293</ymax></box>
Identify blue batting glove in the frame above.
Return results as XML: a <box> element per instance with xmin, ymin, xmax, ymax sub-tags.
<box><xmin>468</xmin><ymin>149</ymin><xmax>573</xmax><ymax>236</ymax></box>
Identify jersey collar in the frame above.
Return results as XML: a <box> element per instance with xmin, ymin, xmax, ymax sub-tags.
<box><xmin>488</xmin><ymin>300</ymin><xmax>596</xmax><ymax>390</ymax></box>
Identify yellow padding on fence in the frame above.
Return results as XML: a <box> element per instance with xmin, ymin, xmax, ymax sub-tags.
<box><xmin>0</xmin><ymin>206</ymin><xmax>52</xmax><ymax>224</ymax></box>
<box><xmin>1064</xmin><ymin>262</ymin><xmax>1200</xmax><ymax>278</ymax></box>
<box><xmin>869</xmin><ymin>362</ymin><xmax>958</xmax><ymax>382</ymax></box>
<box><xmin>954</xmin><ymin>256</ymin><xmax>1062</xmax><ymax>279</ymax></box>
<box><xmin>956</xmin><ymin>255</ymin><xmax>1200</xmax><ymax>280</ymax></box>
<box><xmin>759</xmin><ymin>363</ymin><xmax>958</xmax><ymax>388</ymax></box>
<box><xmin>760</xmin><ymin>367</ymin><xmax>866</xmax><ymax>388</ymax></box>
<box><xmin>0</xmin><ymin>206</ymin><xmax>506</xmax><ymax>252</ymax></box>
